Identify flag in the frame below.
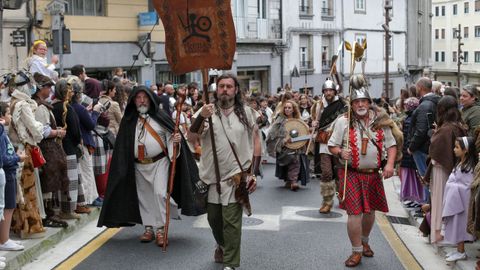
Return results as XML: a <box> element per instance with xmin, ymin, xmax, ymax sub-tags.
<box><xmin>153</xmin><ymin>0</ymin><xmax>236</xmax><ymax>75</ymax></box>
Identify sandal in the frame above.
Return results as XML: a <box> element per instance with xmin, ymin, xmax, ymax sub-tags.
<box><xmin>42</xmin><ymin>217</ymin><xmax>68</xmax><ymax>228</ymax></box>
<box><xmin>345</xmin><ymin>252</ymin><xmax>362</xmax><ymax>267</ymax></box>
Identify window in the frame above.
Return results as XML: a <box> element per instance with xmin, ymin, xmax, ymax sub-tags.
<box><xmin>476</xmin><ymin>0</ymin><xmax>480</xmax><ymax>12</ymax></box>
<box><xmin>299</xmin><ymin>35</ymin><xmax>312</xmax><ymax>69</ymax></box>
<box><xmin>475</xmin><ymin>51</ymin><xmax>480</xmax><ymax>63</ymax></box>
<box><xmin>464</xmin><ymin>51</ymin><xmax>469</xmax><ymax>62</ymax></box>
<box><xmin>453</xmin><ymin>51</ymin><xmax>457</xmax><ymax>62</ymax></box>
<box><xmin>321</xmin><ymin>0</ymin><xmax>334</xmax><ymax>16</ymax></box>
<box><xmin>476</xmin><ymin>26</ymin><xmax>480</xmax><ymax>37</ymax></box>
<box><xmin>354</xmin><ymin>0</ymin><xmax>366</xmax><ymax>13</ymax></box>
<box><xmin>441</xmin><ymin>51</ymin><xmax>445</xmax><ymax>62</ymax></box>
<box><xmin>464</xmin><ymin>27</ymin><xmax>469</xmax><ymax>38</ymax></box>
<box><xmin>453</xmin><ymin>28</ymin><xmax>458</xmax><ymax>38</ymax></box>
<box><xmin>65</xmin><ymin>0</ymin><xmax>105</xmax><ymax>16</ymax></box>
<box><xmin>299</xmin><ymin>0</ymin><xmax>311</xmax><ymax>14</ymax></box>
<box><xmin>453</xmin><ymin>4</ymin><xmax>458</xmax><ymax>14</ymax></box>
<box><xmin>435</xmin><ymin>29</ymin><xmax>439</xmax><ymax>39</ymax></box>
<box><xmin>435</xmin><ymin>6</ymin><xmax>439</xmax><ymax>16</ymax></box>
<box><xmin>442</xmin><ymin>5</ymin><xmax>445</xmax><ymax>15</ymax></box>
<box><xmin>435</xmin><ymin>51</ymin><xmax>439</xmax><ymax>62</ymax></box>
<box><xmin>465</xmin><ymin>2</ymin><xmax>469</xmax><ymax>13</ymax></box>
<box><xmin>441</xmin><ymin>28</ymin><xmax>445</xmax><ymax>39</ymax></box>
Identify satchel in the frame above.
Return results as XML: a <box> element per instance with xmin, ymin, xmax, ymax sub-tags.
<box><xmin>103</xmin><ymin>130</ymin><xmax>116</xmax><ymax>148</ymax></box>
<box><xmin>193</xmin><ymin>180</ymin><xmax>208</xmax><ymax>210</ymax></box>
<box><xmin>30</xmin><ymin>145</ymin><xmax>46</xmax><ymax>168</ymax></box>
<box><xmin>232</xmin><ymin>171</ymin><xmax>252</xmax><ymax>216</ymax></box>
<box><xmin>315</xmin><ymin>130</ymin><xmax>331</xmax><ymax>144</ymax></box>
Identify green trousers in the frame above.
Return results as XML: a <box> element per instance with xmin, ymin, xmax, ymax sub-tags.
<box><xmin>207</xmin><ymin>202</ymin><xmax>242</xmax><ymax>268</ymax></box>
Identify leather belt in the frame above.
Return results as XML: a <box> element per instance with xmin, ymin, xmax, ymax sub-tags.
<box><xmin>135</xmin><ymin>152</ymin><xmax>166</xmax><ymax>164</ymax></box>
<box><xmin>348</xmin><ymin>167</ymin><xmax>379</xmax><ymax>174</ymax></box>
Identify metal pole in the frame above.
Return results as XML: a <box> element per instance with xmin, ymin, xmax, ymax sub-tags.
<box><xmin>59</xmin><ymin>14</ymin><xmax>64</xmax><ymax>75</ymax></box>
<box><xmin>457</xmin><ymin>24</ymin><xmax>461</xmax><ymax>88</ymax></box>
<box><xmin>0</xmin><ymin>0</ymin><xmax>3</xmax><ymax>43</ymax></box>
<box><xmin>385</xmin><ymin>6</ymin><xmax>390</xmax><ymax>99</ymax></box>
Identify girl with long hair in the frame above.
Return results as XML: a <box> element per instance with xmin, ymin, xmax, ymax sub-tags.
<box><xmin>442</xmin><ymin>137</ymin><xmax>477</xmax><ymax>262</ymax></box>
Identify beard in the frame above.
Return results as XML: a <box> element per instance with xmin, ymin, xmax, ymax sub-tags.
<box><xmin>137</xmin><ymin>105</ymin><xmax>149</xmax><ymax>114</ymax></box>
<box><xmin>355</xmin><ymin>108</ymin><xmax>368</xmax><ymax>116</ymax></box>
<box><xmin>218</xmin><ymin>94</ymin><xmax>235</xmax><ymax>109</ymax></box>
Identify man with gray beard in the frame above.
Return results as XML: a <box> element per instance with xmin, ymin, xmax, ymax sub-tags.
<box><xmin>98</xmin><ymin>86</ymin><xmax>205</xmax><ymax>248</ymax></box>
<box><xmin>328</xmin><ymin>87</ymin><xmax>396</xmax><ymax>267</ymax></box>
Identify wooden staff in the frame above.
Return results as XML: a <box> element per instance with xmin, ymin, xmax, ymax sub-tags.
<box><xmin>201</xmin><ymin>69</ymin><xmax>222</xmax><ymax>195</ymax></box>
<box><xmin>162</xmin><ymin>90</ymin><xmax>186</xmax><ymax>251</ymax></box>
<box><xmin>340</xmin><ymin>41</ymin><xmax>358</xmax><ymax>203</ymax></box>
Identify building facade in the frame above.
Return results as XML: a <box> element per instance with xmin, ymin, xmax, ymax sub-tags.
<box><xmin>231</xmin><ymin>0</ymin><xmax>283</xmax><ymax>94</ymax></box>
<box><xmin>431</xmin><ymin>0</ymin><xmax>480</xmax><ymax>87</ymax></box>
<box><xmin>340</xmin><ymin>0</ymin><xmax>408</xmax><ymax>98</ymax></box>
<box><xmin>281</xmin><ymin>0</ymin><xmax>342</xmax><ymax>96</ymax></box>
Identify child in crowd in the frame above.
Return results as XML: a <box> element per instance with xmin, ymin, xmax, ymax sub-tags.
<box><xmin>442</xmin><ymin>136</ymin><xmax>477</xmax><ymax>262</ymax></box>
<box><xmin>0</xmin><ymin>102</ymin><xmax>26</xmax><ymax>254</ymax></box>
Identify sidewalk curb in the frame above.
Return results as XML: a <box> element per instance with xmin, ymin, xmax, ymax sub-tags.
<box><xmin>391</xmin><ymin>190</ymin><xmax>477</xmax><ymax>270</ymax></box>
<box><xmin>1</xmin><ymin>208</ymin><xmax>100</xmax><ymax>270</ymax></box>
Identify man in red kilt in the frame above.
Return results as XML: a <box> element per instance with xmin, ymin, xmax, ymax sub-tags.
<box><xmin>328</xmin><ymin>87</ymin><xmax>397</xmax><ymax>267</ymax></box>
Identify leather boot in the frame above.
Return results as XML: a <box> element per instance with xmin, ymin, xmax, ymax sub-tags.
<box><xmin>319</xmin><ymin>204</ymin><xmax>332</xmax><ymax>214</ymax></box>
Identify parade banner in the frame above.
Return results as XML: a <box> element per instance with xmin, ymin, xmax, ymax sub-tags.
<box><xmin>153</xmin><ymin>0</ymin><xmax>236</xmax><ymax>75</ymax></box>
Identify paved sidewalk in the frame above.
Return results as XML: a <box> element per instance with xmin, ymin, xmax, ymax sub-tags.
<box><xmin>384</xmin><ymin>176</ymin><xmax>479</xmax><ymax>270</ymax></box>
<box><xmin>0</xmin><ymin>208</ymin><xmax>101</xmax><ymax>270</ymax></box>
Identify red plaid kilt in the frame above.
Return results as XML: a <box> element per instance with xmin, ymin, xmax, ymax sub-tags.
<box><xmin>337</xmin><ymin>168</ymin><xmax>389</xmax><ymax>215</ymax></box>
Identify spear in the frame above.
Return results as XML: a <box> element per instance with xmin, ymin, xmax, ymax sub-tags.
<box><xmin>339</xmin><ymin>39</ymin><xmax>367</xmax><ymax>202</ymax></box>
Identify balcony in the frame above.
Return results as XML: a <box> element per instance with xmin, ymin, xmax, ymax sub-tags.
<box><xmin>321</xmin><ymin>8</ymin><xmax>334</xmax><ymax>21</ymax></box>
<box><xmin>299</xmin><ymin>5</ymin><xmax>313</xmax><ymax>19</ymax></box>
<box><xmin>322</xmin><ymin>60</ymin><xmax>332</xmax><ymax>72</ymax></box>
<box><xmin>300</xmin><ymin>60</ymin><xmax>313</xmax><ymax>69</ymax></box>
<box><xmin>234</xmin><ymin>17</ymin><xmax>281</xmax><ymax>41</ymax></box>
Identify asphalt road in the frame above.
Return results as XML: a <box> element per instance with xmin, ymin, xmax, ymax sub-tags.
<box><xmin>74</xmin><ymin>164</ymin><xmax>405</xmax><ymax>270</ymax></box>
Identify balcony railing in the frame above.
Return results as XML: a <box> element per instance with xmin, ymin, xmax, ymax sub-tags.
<box><xmin>234</xmin><ymin>17</ymin><xmax>282</xmax><ymax>40</ymax></box>
<box><xmin>299</xmin><ymin>5</ymin><xmax>311</xmax><ymax>14</ymax></box>
<box><xmin>321</xmin><ymin>8</ymin><xmax>333</xmax><ymax>16</ymax></box>
<box><xmin>300</xmin><ymin>60</ymin><xmax>313</xmax><ymax>69</ymax></box>
<box><xmin>322</xmin><ymin>60</ymin><xmax>332</xmax><ymax>72</ymax></box>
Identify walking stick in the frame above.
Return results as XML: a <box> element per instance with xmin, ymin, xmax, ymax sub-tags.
<box><xmin>163</xmin><ymin>91</ymin><xmax>186</xmax><ymax>251</ymax></box>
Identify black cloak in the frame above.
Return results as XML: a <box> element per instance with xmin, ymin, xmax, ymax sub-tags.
<box><xmin>98</xmin><ymin>86</ymin><xmax>205</xmax><ymax>228</ymax></box>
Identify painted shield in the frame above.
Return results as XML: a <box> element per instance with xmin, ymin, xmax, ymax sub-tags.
<box><xmin>153</xmin><ymin>0</ymin><xmax>236</xmax><ymax>75</ymax></box>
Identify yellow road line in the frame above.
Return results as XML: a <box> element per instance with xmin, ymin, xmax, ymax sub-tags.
<box><xmin>376</xmin><ymin>213</ymin><xmax>423</xmax><ymax>270</ymax></box>
<box><xmin>54</xmin><ymin>228</ymin><xmax>122</xmax><ymax>270</ymax></box>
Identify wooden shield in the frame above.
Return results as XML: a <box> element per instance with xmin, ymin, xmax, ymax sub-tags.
<box><xmin>153</xmin><ymin>0</ymin><xmax>236</xmax><ymax>75</ymax></box>
<box><xmin>284</xmin><ymin>119</ymin><xmax>310</xmax><ymax>150</ymax></box>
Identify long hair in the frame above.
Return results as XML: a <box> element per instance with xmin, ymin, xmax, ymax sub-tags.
<box><xmin>455</xmin><ymin>136</ymin><xmax>477</xmax><ymax>173</ymax></box>
<box><xmin>436</xmin><ymin>95</ymin><xmax>463</xmax><ymax>127</ymax></box>
<box><xmin>214</xmin><ymin>73</ymin><xmax>252</xmax><ymax>133</ymax></box>
<box><xmin>280</xmin><ymin>100</ymin><xmax>300</xmax><ymax>119</ymax></box>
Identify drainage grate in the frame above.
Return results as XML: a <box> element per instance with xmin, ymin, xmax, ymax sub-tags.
<box><xmin>386</xmin><ymin>215</ymin><xmax>411</xmax><ymax>225</ymax></box>
<box><xmin>242</xmin><ymin>217</ymin><xmax>264</xmax><ymax>227</ymax></box>
<box><xmin>296</xmin><ymin>210</ymin><xmax>343</xmax><ymax>219</ymax></box>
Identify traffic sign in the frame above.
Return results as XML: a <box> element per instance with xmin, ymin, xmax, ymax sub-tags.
<box><xmin>47</xmin><ymin>0</ymin><xmax>68</xmax><ymax>15</ymax></box>
<box><xmin>11</xmin><ymin>30</ymin><xmax>26</xmax><ymax>47</ymax></box>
